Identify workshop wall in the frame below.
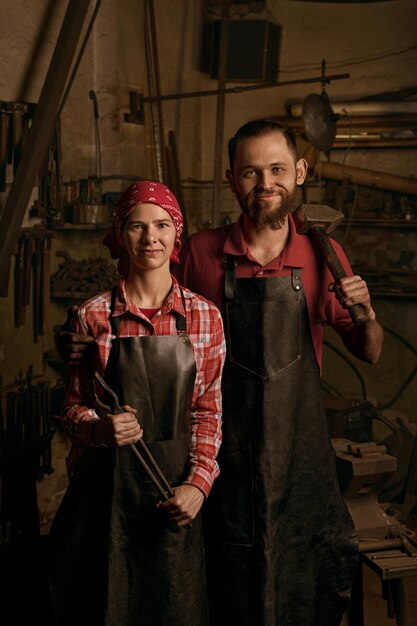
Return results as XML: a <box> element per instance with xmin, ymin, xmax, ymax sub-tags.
<box><xmin>0</xmin><ymin>0</ymin><xmax>416</xmax><ymax>532</ymax></box>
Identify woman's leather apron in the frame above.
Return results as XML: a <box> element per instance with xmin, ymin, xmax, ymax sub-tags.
<box><xmin>204</xmin><ymin>259</ymin><xmax>359</xmax><ymax>626</ymax></box>
<box><xmin>49</xmin><ymin>288</ymin><xmax>209</xmax><ymax>626</ymax></box>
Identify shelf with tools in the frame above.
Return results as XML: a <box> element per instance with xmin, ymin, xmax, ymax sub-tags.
<box><xmin>334</xmin><ymin>219</ymin><xmax>417</xmax><ymax>299</ymax></box>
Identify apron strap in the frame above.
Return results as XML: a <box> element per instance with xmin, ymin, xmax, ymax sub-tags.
<box><xmin>224</xmin><ymin>255</ymin><xmax>237</xmax><ymax>300</ymax></box>
<box><xmin>175</xmin><ymin>287</ymin><xmax>187</xmax><ymax>334</ymax></box>
<box><xmin>110</xmin><ymin>285</ymin><xmax>120</xmax><ymax>335</ymax></box>
<box><xmin>109</xmin><ymin>285</ymin><xmax>188</xmax><ymax>335</ymax></box>
<box><xmin>291</xmin><ymin>268</ymin><xmax>303</xmax><ymax>292</ymax></box>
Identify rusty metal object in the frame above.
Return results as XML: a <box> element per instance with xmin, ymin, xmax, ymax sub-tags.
<box><xmin>68</xmin><ymin>203</ymin><xmax>110</xmax><ymax>224</ymax></box>
<box><xmin>93</xmin><ymin>372</ymin><xmax>175</xmax><ymax>502</ymax></box>
<box><xmin>295</xmin><ymin>203</ymin><xmax>368</xmax><ymax>324</ymax></box>
<box><xmin>51</xmin><ymin>251</ymin><xmax>118</xmax><ymax>298</ymax></box>
<box><xmin>333</xmin><ymin>438</ymin><xmax>400</xmax><ymax>541</ymax></box>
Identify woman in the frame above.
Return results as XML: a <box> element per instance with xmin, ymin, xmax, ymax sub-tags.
<box><xmin>49</xmin><ymin>181</ymin><xmax>226</xmax><ymax>626</ymax></box>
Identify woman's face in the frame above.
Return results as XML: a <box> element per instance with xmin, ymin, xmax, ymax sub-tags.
<box><xmin>123</xmin><ymin>202</ymin><xmax>176</xmax><ymax>272</ymax></box>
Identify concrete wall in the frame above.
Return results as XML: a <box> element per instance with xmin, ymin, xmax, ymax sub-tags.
<box><xmin>0</xmin><ymin>0</ymin><xmax>416</xmax><ymax>530</ymax></box>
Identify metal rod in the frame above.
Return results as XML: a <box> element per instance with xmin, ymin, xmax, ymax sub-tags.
<box><xmin>139</xmin><ymin>72</ymin><xmax>350</xmax><ymax>104</ymax></box>
<box><xmin>129</xmin><ymin>443</ymin><xmax>173</xmax><ymax>500</ymax></box>
<box><xmin>212</xmin><ymin>0</ymin><xmax>229</xmax><ymax>229</ymax></box>
<box><xmin>144</xmin><ymin>0</ymin><xmax>166</xmax><ymax>182</ymax></box>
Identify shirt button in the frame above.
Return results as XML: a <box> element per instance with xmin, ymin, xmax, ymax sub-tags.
<box><xmin>259</xmin><ymin>270</ymin><xmax>264</xmax><ymax>275</ymax></box>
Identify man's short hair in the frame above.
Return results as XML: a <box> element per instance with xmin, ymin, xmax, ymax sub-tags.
<box><xmin>228</xmin><ymin>119</ymin><xmax>298</xmax><ymax>169</ymax></box>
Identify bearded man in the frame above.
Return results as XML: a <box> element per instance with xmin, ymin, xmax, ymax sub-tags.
<box><xmin>174</xmin><ymin>119</ymin><xmax>383</xmax><ymax>626</ymax></box>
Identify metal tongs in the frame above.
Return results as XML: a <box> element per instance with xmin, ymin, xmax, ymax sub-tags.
<box><xmin>93</xmin><ymin>371</ymin><xmax>174</xmax><ymax>501</ymax></box>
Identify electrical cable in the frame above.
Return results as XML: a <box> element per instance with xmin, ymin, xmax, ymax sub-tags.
<box><xmin>323</xmin><ymin>339</ymin><xmax>368</xmax><ymax>399</ymax></box>
<box><xmin>324</xmin><ymin>326</ymin><xmax>417</xmax><ymax>409</ymax></box>
<box><xmin>378</xmin><ymin>326</ymin><xmax>417</xmax><ymax>409</ymax></box>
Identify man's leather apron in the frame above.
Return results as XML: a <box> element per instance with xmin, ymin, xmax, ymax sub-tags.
<box><xmin>49</xmin><ymin>289</ymin><xmax>209</xmax><ymax>626</ymax></box>
<box><xmin>204</xmin><ymin>259</ymin><xmax>359</xmax><ymax>626</ymax></box>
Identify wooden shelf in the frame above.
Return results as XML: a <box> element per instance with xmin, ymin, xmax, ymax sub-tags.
<box><xmin>50</xmin><ymin>222</ymin><xmax>110</xmax><ymax>230</ymax></box>
<box><xmin>51</xmin><ymin>291</ymin><xmax>98</xmax><ymax>299</ymax></box>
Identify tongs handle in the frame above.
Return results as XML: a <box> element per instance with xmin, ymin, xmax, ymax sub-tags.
<box><xmin>93</xmin><ymin>371</ymin><xmax>174</xmax><ymax>500</ymax></box>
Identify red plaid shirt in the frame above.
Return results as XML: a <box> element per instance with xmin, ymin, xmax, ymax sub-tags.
<box><xmin>62</xmin><ymin>276</ymin><xmax>226</xmax><ymax>498</ymax></box>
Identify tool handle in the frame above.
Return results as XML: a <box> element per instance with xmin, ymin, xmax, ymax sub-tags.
<box><xmin>311</xmin><ymin>226</ymin><xmax>369</xmax><ymax>325</ymax></box>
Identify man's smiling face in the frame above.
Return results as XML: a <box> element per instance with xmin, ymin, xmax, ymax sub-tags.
<box><xmin>226</xmin><ymin>131</ymin><xmax>307</xmax><ymax>230</ymax></box>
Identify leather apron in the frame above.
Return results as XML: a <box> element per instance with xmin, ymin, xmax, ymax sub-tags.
<box><xmin>49</xmin><ymin>288</ymin><xmax>209</xmax><ymax>626</ymax></box>
<box><xmin>204</xmin><ymin>259</ymin><xmax>359</xmax><ymax>626</ymax></box>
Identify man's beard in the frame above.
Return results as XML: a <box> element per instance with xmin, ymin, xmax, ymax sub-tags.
<box><xmin>238</xmin><ymin>185</ymin><xmax>298</xmax><ymax>230</ymax></box>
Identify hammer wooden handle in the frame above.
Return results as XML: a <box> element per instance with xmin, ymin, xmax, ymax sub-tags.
<box><xmin>311</xmin><ymin>225</ymin><xmax>369</xmax><ymax>325</ymax></box>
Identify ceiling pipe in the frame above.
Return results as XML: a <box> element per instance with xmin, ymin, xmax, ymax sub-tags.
<box><xmin>289</xmin><ymin>101</ymin><xmax>417</xmax><ymax>117</ymax></box>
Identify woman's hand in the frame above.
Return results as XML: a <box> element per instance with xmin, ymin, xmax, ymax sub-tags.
<box><xmin>157</xmin><ymin>485</ymin><xmax>204</xmax><ymax>527</ymax></box>
<box><xmin>92</xmin><ymin>405</ymin><xmax>143</xmax><ymax>447</ymax></box>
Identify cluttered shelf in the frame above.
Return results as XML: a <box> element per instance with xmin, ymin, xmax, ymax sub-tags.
<box><xmin>333</xmin><ymin>223</ymin><xmax>417</xmax><ymax>299</ymax></box>
<box><xmin>50</xmin><ymin>222</ymin><xmax>111</xmax><ymax>230</ymax></box>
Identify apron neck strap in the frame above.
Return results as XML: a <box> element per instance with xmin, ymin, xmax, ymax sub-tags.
<box><xmin>176</xmin><ymin>287</ymin><xmax>187</xmax><ymax>334</ymax></box>
<box><xmin>224</xmin><ymin>255</ymin><xmax>238</xmax><ymax>300</ymax></box>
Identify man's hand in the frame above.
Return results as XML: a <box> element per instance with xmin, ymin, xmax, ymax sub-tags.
<box><xmin>54</xmin><ymin>305</ymin><xmax>94</xmax><ymax>365</ymax></box>
<box><xmin>92</xmin><ymin>405</ymin><xmax>143</xmax><ymax>447</ymax></box>
<box><xmin>331</xmin><ymin>275</ymin><xmax>383</xmax><ymax>363</ymax></box>
<box><xmin>157</xmin><ymin>484</ymin><xmax>204</xmax><ymax>527</ymax></box>
<box><xmin>331</xmin><ymin>275</ymin><xmax>375</xmax><ymax>322</ymax></box>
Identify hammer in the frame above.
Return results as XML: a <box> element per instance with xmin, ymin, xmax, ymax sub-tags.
<box><xmin>295</xmin><ymin>203</ymin><xmax>368</xmax><ymax>325</ymax></box>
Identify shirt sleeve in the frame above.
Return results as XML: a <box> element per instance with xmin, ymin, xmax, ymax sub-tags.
<box><xmin>60</xmin><ymin>309</ymin><xmax>101</xmax><ymax>450</ymax></box>
<box><xmin>183</xmin><ymin>304</ymin><xmax>226</xmax><ymax>499</ymax></box>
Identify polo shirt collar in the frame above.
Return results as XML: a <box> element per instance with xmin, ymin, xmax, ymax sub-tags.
<box><xmin>222</xmin><ymin>213</ymin><xmax>306</xmax><ymax>269</ymax></box>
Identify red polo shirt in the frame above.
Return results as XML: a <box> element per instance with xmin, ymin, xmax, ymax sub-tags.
<box><xmin>173</xmin><ymin>214</ymin><xmax>355</xmax><ymax>370</ymax></box>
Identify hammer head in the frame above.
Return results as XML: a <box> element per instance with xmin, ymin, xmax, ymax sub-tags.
<box><xmin>294</xmin><ymin>203</ymin><xmax>344</xmax><ymax>235</ymax></box>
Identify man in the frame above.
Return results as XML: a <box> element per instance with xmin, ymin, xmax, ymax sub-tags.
<box><xmin>174</xmin><ymin>119</ymin><xmax>382</xmax><ymax>626</ymax></box>
<box><xmin>58</xmin><ymin>119</ymin><xmax>383</xmax><ymax>625</ymax></box>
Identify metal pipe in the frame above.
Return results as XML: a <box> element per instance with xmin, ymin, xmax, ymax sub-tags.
<box><xmin>0</xmin><ymin>0</ymin><xmax>94</xmax><ymax>286</ymax></box>
<box><xmin>314</xmin><ymin>160</ymin><xmax>417</xmax><ymax>196</ymax></box>
<box><xmin>140</xmin><ymin>73</ymin><xmax>350</xmax><ymax>104</ymax></box>
<box><xmin>290</xmin><ymin>101</ymin><xmax>417</xmax><ymax>117</ymax></box>
<box><xmin>212</xmin><ymin>0</ymin><xmax>229</xmax><ymax>229</ymax></box>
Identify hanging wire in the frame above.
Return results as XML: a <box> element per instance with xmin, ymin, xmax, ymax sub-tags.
<box><xmin>323</xmin><ymin>339</ymin><xmax>368</xmax><ymax>400</ymax></box>
<box><xmin>339</xmin><ymin>109</ymin><xmax>358</xmax><ymax>246</ymax></box>
<box><xmin>378</xmin><ymin>327</ymin><xmax>417</xmax><ymax>410</ymax></box>
<box><xmin>323</xmin><ymin>326</ymin><xmax>417</xmax><ymax>409</ymax></box>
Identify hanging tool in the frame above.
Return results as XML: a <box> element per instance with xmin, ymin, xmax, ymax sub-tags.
<box><xmin>302</xmin><ymin>59</ymin><xmax>339</xmax><ymax>152</ymax></box>
<box><xmin>93</xmin><ymin>372</ymin><xmax>175</xmax><ymax>501</ymax></box>
<box><xmin>89</xmin><ymin>89</ymin><xmax>102</xmax><ymax>181</ymax></box>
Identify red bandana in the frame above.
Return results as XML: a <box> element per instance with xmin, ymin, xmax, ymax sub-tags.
<box><xmin>103</xmin><ymin>181</ymin><xmax>184</xmax><ymax>274</ymax></box>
